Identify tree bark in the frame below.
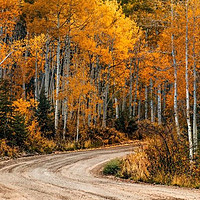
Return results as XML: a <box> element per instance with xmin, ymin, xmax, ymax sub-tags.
<box><xmin>102</xmin><ymin>82</ymin><xmax>109</xmax><ymax>128</ymax></box>
<box><xmin>122</xmin><ymin>84</ymin><xmax>126</xmax><ymax>113</ymax></box>
<box><xmin>192</xmin><ymin>7</ymin><xmax>198</xmax><ymax>154</ymax></box>
<box><xmin>150</xmin><ymin>79</ymin><xmax>154</xmax><ymax>123</ymax></box>
<box><xmin>129</xmin><ymin>62</ymin><xmax>133</xmax><ymax>118</ymax></box>
<box><xmin>157</xmin><ymin>84</ymin><xmax>162</xmax><ymax>125</ymax></box>
<box><xmin>76</xmin><ymin>98</ymin><xmax>81</xmax><ymax>142</ymax></box>
<box><xmin>115</xmin><ymin>97</ymin><xmax>119</xmax><ymax>119</ymax></box>
<box><xmin>138</xmin><ymin>86</ymin><xmax>141</xmax><ymax>122</ymax></box>
<box><xmin>55</xmin><ymin>14</ymin><xmax>61</xmax><ymax>133</ymax></box>
<box><xmin>171</xmin><ymin>0</ymin><xmax>180</xmax><ymax>136</ymax></box>
<box><xmin>185</xmin><ymin>0</ymin><xmax>193</xmax><ymax>161</ymax></box>
<box><xmin>133</xmin><ymin>62</ymin><xmax>139</xmax><ymax>118</ymax></box>
<box><xmin>44</xmin><ymin>39</ymin><xmax>50</xmax><ymax>98</ymax></box>
<box><xmin>35</xmin><ymin>51</ymin><xmax>38</xmax><ymax>100</ymax></box>
<box><xmin>63</xmin><ymin>35</ymin><xmax>71</xmax><ymax>140</ymax></box>
<box><xmin>145</xmin><ymin>85</ymin><xmax>148</xmax><ymax>120</ymax></box>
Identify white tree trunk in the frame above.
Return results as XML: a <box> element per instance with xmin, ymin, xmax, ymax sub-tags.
<box><xmin>150</xmin><ymin>79</ymin><xmax>154</xmax><ymax>123</ymax></box>
<box><xmin>171</xmin><ymin>0</ymin><xmax>180</xmax><ymax>136</ymax></box>
<box><xmin>76</xmin><ymin>98</ymin><xmax>80</xmax><ymax>142</ymax></box>
<box><xmin>145</xmin><ymin>85</ymin><xmax>148</xmax><ymax>120</ymax></box>
<box><xmin>193</xmin><ymin>54</ymin><xmax>198</xmax><ymax>154</ymax></box>
<box><xmin>192</xmin><ymin>8</ymin><xmax>198</xmax><ymax>154</ymax></box>
<box><xmin>88</xmin><ymin>62</ymin><xmax>95</xmax><ymax>126</ymax></box>
<box><xmin>115</xmin><ymin>98</ymin><xmax>119</xmax><ymax>119</ymax></box>
<box><xmin>0</xmin><ymin>67</ymin><xmax>2</xmax><ymax>79</ymax></box>
<box><xmin>185</xmin><ymin>0</ymin><xmax>193</xmax><ymax>161</ymax></box>
<box><xmin>35</xmin><ymin>51</ymin><xmax>38</xmax><ymax>100</ymax></box>
<box><xmin>55</xmin><ymin>36</ymin><xmax>61</xmax><ymax>132</ymax></box>
<box><xmin>102</xmin><ymin>83</ymin><xmax>109</xmax><ymax>128</ymax></box>
<box><xmin>44</xmin><ymin>40</ymin><xmax>50</xmax><ymax>98</ymax></box>
<box><xmin>138</xmin><ymin>87</ymin><xmax>141</xmax><ymax>122</ymax></box>
<box><xmin>122</xmin><ymin>85</ymin><xmax>126</xmax><ymax>112</ymax></box>
<box><xmin>23</xmin><ymin>48</ymin><xmax>28</xmax><ymax>100</ymax></box>
<box><xmin>63</xmin><ymin>35</ymin><xmax>71</xmax><ymax>139</ymax></box>
<box><xmin>157</xmin><ymin>84</ymin><xmax>162</xmax><ymax>125</ymax></box>
<box><xmin>133</xmin><ymin>63</ymin><xmax>139</xmax><ymax>118</ymax></box>
<box><xmin>129</xmin><ymin>63</ymin><xmax>133</xmax><ymax>118</ymax></box>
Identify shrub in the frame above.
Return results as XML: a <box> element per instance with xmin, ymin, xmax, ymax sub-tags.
<box><xmin>114</xmin><ymin>111</ymin><xmax>138</xmax><ymax>139</ymax></box>
<box><xmin>120</xmin><ymin>152</ymin><xmax>150</xmax><ymax>181</ymax></box>
<box><xmin>68</xmin><ymin>125</ymin><xmax>128</xmax><ymax>148</ymax></box>
<box><xmin>103</xmin><ymin>159</ymin><xmax>122</xmax><ymax>176</ymax></box>
<box><xmin>118</xmin><ymin>122</ymin><xmax>200</xmax><ymax>188</ymax></box>
<box><xmin>26</xmin><ymin>120</ymin><xmax>56</xmax><ymax>153</ymax></box>
<box><xmin>0</xmin><ymin>139</ymin><xmax>18</xmax><ymax>157</ymax></box>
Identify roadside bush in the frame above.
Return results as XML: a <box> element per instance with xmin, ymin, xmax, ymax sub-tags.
<box><xmin>26</xmin><ymin>120</ymin><xmax>56</xmax><ymax>154</ymax></box>
<box><xmin>64</xmin><ymin>124</ymin><xmax>128</xmax><ymax>149</ymax></box>
<box><xmin>0</xmin><ymin>139</ymin><xmax>18</xmax><ymax>157</ymax></box>
<box><xmin>114</xmin><ymin>111</ymin><xmax>138</xmax><ymax>139</ymax></box>
<box><xmin>103</xmin><ymin>159</ymin><xmax>122</xmax><ymax>175</ymax></box>
<box><xmin>117</xmin><ymin>122</ymin><xmax>200</xmax><ymax>188</ymax></box>
<box><xmin>120</xmin><ymin>152</ymin><xmax>150</xmax><ymax>181</ymax></box>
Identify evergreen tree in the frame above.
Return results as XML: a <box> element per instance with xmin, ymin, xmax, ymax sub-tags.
<box><xmin>36</xmin><ymin>90</ymin><xmax>55</xmax><ymax>138</ymax></box>
<box><xmin>0</xmin><ymin>79</ymin><xmax>13</xmax><ymax>139</ymax></box>
<box><xmin>10</xmin><ymin>113</ymin><xmax>28</xmax><ymax>149</ymax></box>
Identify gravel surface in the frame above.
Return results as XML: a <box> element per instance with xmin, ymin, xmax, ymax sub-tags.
<box><xmin>0</xmin><ymin>145</ymin><xmax>199</xmax><ymax>200</ymax></box>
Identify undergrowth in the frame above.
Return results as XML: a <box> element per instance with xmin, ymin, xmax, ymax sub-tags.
<box><xmin>103</xmin><ymin>121</ymin><xmax>200</xmax><ymax>188</ymax></box>
<box><xmin>103</xmin><ymin>159</ymin><xmax>122</xmax><ymax>176</ymax></box>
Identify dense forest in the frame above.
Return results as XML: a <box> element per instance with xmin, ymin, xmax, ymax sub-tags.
<box><xmin>0</xmin><ymin>0</ymin><xmax>200</xmax><ymax>187</ymax></box>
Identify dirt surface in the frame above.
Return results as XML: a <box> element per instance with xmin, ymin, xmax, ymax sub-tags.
<box><xmin>0</xmin><ymin>145</ymin><xmax>199</xmax><ymax>200</ymax></box>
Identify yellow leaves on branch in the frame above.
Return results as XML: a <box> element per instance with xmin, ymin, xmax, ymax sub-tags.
<box><xmin>13</xmin><ymin>98</ymin><xmax>38</xmax><ymax>124</ymax></box>
<box><xmin>0</xmin><ymin>0</ymin><xmax>21</xmax><ymax>37</ymax></box>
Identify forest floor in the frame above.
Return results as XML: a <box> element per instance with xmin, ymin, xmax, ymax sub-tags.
<box><xmin>0</xmin><ymin>145</ymin><xmax>199</xmax><ymax>200</ymax></box>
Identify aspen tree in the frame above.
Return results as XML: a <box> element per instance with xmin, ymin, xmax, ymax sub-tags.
<box><xmin>171</xmin><ymin>0</ymin><xmax>180</xmax><ymax>135</ymax></box>
<box><xmin>145</xmin><ymin>85</ymin><xmax>148</xmax><ymax>120</ymax></box>
<box><xmin>185</xmin><ymin>0</ymin><xmax>193</xmax><ymax>161</ymax></box>
<box><xmin>191</xmin><ymin>0</ymin><xmax>198</xmax><ymax>154</ymax></box>
<box><xmin>157</xmin><ymin>84</ymin><xmax>161</xmax><ymax>125</ymax></box>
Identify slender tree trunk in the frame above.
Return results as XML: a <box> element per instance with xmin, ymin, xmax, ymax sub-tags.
<box><xmin>88</xmin><ymin>61</ymin><xmax>94</xmax><ymax>126</ymax></box>
<box><xmin>185</xmin><ymin>0</ymin><xmax>193</xmax><ymax>161</ymax></box>
<box><xmin>193</xmin><ymin>53</ymin><xmax>198</xmax><ymax>154</ymax></box>
<box><xmin>145</xmin><ymin>85</ymin><xmax>148</xmax><ymax>120</ymax></box>
<box><xmin>63</xmin><ymin>35</ymin><xmax>71</xmax><ymax>139</ymax></box>
<box><xmin>157</xmin><ymin>84</ymin><xmax>162</xmax><ymax>125</ymax></box>
<box><xmin>55</xmin><ymin>30</ymin><xmax>61</xmax><ymax>132</ymax></box>
<box><xmin>44</xmin><ymin>39</ymin><xmax>50</xmax><ymax>98</ymax></box>
<box><xmin>35</xmin><ymin>51</ymin><xmax>38</xmax><ymax>100</ymax></box>
<box><xmin>76</xmin><ymin>98</ymin><xmax>80</xmax><ymax>142</ymax></box>
<box><xmin>0</xmin><ymin>67</ymin><xmax>2</xmax><ymax>79</ymax></box>
<box><xmin>150</xmin><ymin>79</ymin><xmax>154</xmax><ymax>123</ymax></box>
<box><xmin>97</xmin><ymin>61</ymin><xmax>102</xmax><ymax>122</ymax></box>
<box><xmin>138</xmin><ymin>86</ymin><xmax>141</xmax><ymax>122</ymax></box>
<box><xmin>129</xmin><ymin>62</ymin><xmax>133</xmax><ymax>118</ymax></box>
<box><xmin>23</xmin><ymin>48</ymin><xmax>28</xmax><ymax>100</ymax></box>
<box><xmin>162</xmin><ymin>82</ymin><xmax>166</xmax><ymax>122</ymax></box>
<box><xmin>122</xmin><ymin>84</ymin><xmax>126</xmax><ymax>112</ymax></box>
<box><xmin>115</xmin><ymin>98</ymin><xmax>119</xmax><ymax>119</ymax></box>
<box><xmin>133</xmin><ymin>62</ymin><xmax>139</xmax><ymax>118</ymax></box>
<box><xmin>192</xmin><ymin>8</ymin><xmax>198</xmax><ymax>154</ymax></box>
<box><xmin>171</xmin><ymin>0</ymin><xmax>180</xmax><ymax>136</ymax></box>
<box><xmin>102</xmin><ymin>83</ymin><xmax>109</xmax><ymax>128</ymax></box>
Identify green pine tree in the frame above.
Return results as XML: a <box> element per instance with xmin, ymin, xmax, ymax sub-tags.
<box><xmin>10</xmin><ymin>113</ymin><xmax>28</xmax><ymax>149</ymax></box>
<box><xmin>0</xmin><ymin>79</ymin><xmax>13</xmax><ymax>139</ymax></box>
<box><xmin>36</xmin><ymin>90</ymin><xmax>55</xmax><ymax>138</ymax></box>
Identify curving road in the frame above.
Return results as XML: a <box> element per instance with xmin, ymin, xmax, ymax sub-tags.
<box><xmin>0</xmin><ymin>145</ymin><xmax>199</xmax><ymax>200</ymax></box>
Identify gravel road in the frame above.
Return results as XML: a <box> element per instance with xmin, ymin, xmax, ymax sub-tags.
<box><xmin>0</xmin><ymin>145</ymin><xmax>199</xmax><ymax>200</ymax></box>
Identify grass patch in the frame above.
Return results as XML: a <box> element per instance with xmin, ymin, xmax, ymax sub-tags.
<box><xmin>103</xmin><ymin>159</ymin><xmax>121</xmax><ymax>176</ymax></box>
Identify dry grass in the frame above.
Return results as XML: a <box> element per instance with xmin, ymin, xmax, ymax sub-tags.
<box><xmin>120</xmin><ymin>152</ymin><xmax>150</xmax><ymax>181</ymax></box>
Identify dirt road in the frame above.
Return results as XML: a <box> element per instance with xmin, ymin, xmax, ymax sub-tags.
<box><xmin>0</xmin><ymin>145</ymin><xmax>199</xmax><ymax>200</ymax></box>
